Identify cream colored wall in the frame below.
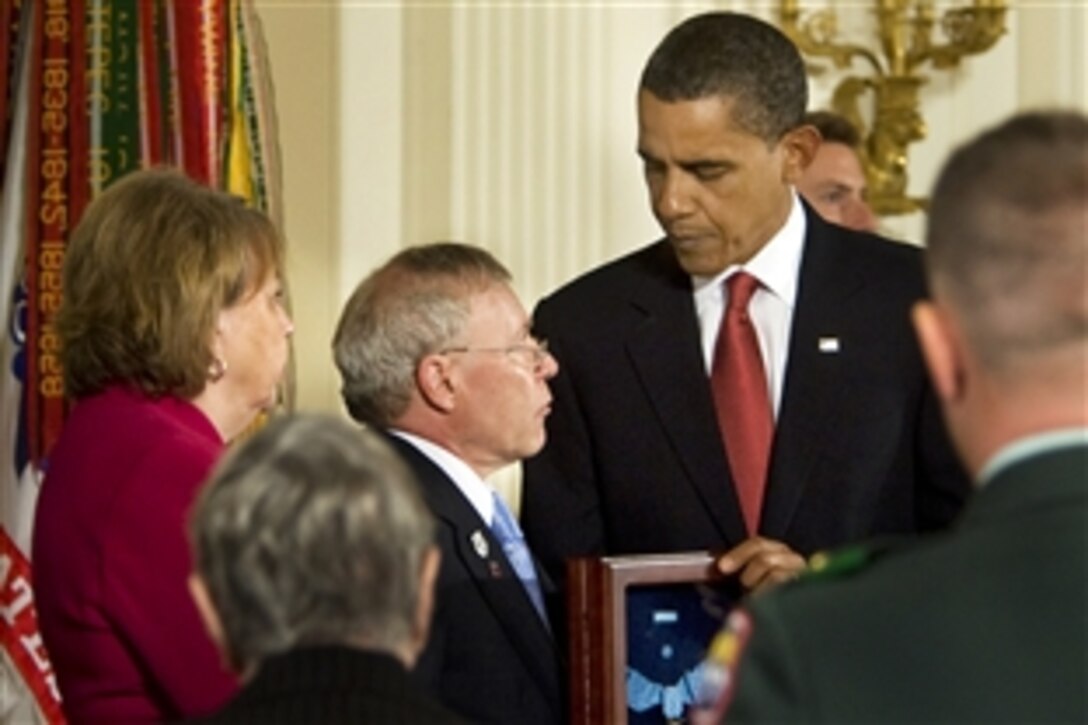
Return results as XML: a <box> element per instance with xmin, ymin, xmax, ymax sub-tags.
<box><xmin>257</xmin><ymin>1</ymin><xmax>341</xmax><ymax>415</ymax></box>
<box><xmin>1017</xmin><ymin>1</ymin><xmax>1088</xmax><ymax>107</ymax></box>
<box><xmin>260</xmin><ymin>1</ymin><xmax>1086</xmax><ymax>504</ymax></box>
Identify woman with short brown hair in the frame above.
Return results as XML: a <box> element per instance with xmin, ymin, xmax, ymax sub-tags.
<box><xmin>33</xmin><ymin>168</ymin><xmax>294</xmax><ymax>723</ymax></box>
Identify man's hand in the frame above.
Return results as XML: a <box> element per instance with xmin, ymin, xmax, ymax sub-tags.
<box><xmin>716</xmin><ymin>537</ymin><xmax>806</xmax><ymax>594</ymax></box>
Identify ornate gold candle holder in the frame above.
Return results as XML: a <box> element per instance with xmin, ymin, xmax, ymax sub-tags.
<box><xmin>780</xmin><ymin>0</ymin><xmax>1007</xmax><ymax>215</ymax></box>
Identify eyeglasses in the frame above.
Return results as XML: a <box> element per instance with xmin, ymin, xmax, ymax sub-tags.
<box><xmin>440</xmin><ymin>338</ymin><xmax>551</xmax><ymax>370</ymax></box>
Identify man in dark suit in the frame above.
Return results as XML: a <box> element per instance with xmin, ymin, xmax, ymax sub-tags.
<box><xmin>701</xmin><ymin>110</ymin><xmax>1088</xmax><ymax>722</ymax></box>
<box><xmin>522</xmin><ymin>11</ymin><xmax>968</xmax><ymax>593</ymax></box>
<box><xmin>188</xmin><ymin>414</ymin><xmax>465</xmax><ymax>724</ymax></box>
<box><xmin>333</xmin><ymin>243</ymin><xmax>564</xmax><ymax>725</ymax></box>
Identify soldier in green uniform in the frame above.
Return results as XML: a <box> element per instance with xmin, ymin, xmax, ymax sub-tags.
<box><xmin>695</xmin><ymin>110</ymin><xmax>1088</xmax><ymax>723</ymax></box>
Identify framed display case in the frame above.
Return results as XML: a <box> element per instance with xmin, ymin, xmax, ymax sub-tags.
<box><xmin>566</xmin><ymin>552</ymin><xmax>739</xmax><ymax>725</ymax></box>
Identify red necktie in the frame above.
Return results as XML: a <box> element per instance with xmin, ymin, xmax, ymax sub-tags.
<box><xmin>710</xmin><ymin>272</ymin><xmax>774</xmax><ymax>535</ymax></box>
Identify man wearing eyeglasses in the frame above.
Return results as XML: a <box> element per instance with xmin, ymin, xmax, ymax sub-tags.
<box><xmin>332</xmin><ymin>242</ymin><xmax>563</xmax><ymax>725</ymax></box>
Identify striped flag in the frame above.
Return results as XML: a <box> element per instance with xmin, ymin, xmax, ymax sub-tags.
<box><xmin>1</xmin><ymin>4</ymin><xmax>66</xmax><ymax>721</ymax></box>
<box><xmin>0</xmin><ymin>3</ymin><xmax>285</xmax><ymax>721</ymax></box>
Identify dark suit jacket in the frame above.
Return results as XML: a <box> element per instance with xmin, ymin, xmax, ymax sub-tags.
<box><xmin>387</xmin><ymin>435</ymin><xmax>565</xmax><ymax>725</ymax></box>
<box><xmin>724</xmin><ymin>443</ymin><xmax>1088</xmax><ymax>722</ymax></box>
<box><xmin>197</xmin><ymin>646</ymin><xmax>466</xmax><ymax>724</ymax></box>
<box><xmin>522</xmin><ymin>211</ymin><xmax>969</xmax><ymax>582</ymax></box>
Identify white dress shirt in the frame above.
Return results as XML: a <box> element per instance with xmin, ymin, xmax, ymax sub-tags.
<box><xmin>692</xmin><ymin>192</ymin><xmax>807</xmax><ymax>418</ymax></box>
<box><xmin>389</xmin><ymin>429</ymin><xmax>496</xmax><ymax>525</ymax></box>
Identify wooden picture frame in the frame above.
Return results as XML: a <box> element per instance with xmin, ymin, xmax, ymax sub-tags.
<box><xmin>566</xmin><ymin>552</ymin><xmax>736</xmax><ymax>725</ymax></box>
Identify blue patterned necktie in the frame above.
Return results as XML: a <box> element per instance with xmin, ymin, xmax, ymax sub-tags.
<box><xmin>490</xmin><ymin>490</ymin><xmax>549</xmax><ymax>626</ymax></box>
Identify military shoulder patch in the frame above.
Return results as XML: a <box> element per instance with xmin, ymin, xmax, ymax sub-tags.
<box><xmin>691</xmin><ymin>609</ymin><xmax>754</xmax><ymax>718</ymax></box>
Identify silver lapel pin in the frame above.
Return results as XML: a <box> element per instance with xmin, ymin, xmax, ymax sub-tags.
<box><xmin>818</xmin><ymin>336</ymin><xmax>841</xmax><ymax>353</ymax></box>
<box><xmin>470</xmin><ymin>529</ymin><xmax>490</xmax><ymax>559</ymax></box>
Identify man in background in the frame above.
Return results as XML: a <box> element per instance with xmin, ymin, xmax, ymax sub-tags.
<box><xmin>703</xmin><ymin>110</ymin><xmax>1087</xmax><ymax>722</ymax></box>
<box><xmin>188</xmin><ymin>414</ymin><xmax>464</xmax><ymax>724</ymax></box>
<box><xmin>333</xmin><ymin>242</ymin><xmax>564</xmax><ymax>725</ymax></box>
<box><xmin>796</xmin><ymin>110</ymin><xmax>879</xmax><ymax>233</ymax></box>
<box><xmin>522</xmin><ymin>11</ymin><xmax>967</xmax><ymax>596</ymax></box>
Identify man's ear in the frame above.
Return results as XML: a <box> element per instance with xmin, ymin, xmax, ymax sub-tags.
<box><xmin>188</xmin><ymin>574</ymin><xmax>234</xmax><ymax>672</ymax></box>
<box><xmin>780</xmin><ymin>124</ymin><xmax>821</xmax><ymax>183</ymax></box>
<box><xmin>912</xmin><ymin>301</ymin><xmax>966</xmax><ymax>403</ymax></box>
<box><xmin>415</xmin><ymin>354</ymin><xmax>456</xmax><ymax>413</ymax></box>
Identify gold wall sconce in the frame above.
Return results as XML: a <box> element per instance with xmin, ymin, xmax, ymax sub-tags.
<box><xmin>779</xmin><ymin>0</ymin><xmax>1008</xmax><ymax>216</ymax></box>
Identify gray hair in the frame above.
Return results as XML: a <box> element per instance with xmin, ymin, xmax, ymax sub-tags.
<box><xmin>640</xmin><ymin>12</ymin><xmax>807</xmax><ymax>143</ymax></box>
<box><xmin>190</xmin><ymin>413</ymin><xmax>435</xmax><ymax>672</ymax></box>
<box><xmin>332</xmin><ymin>242</ymin><xmax>512</xmax><ymax>427</ymax></box>
<box><xmin>926</xmin><ymin>110</ymin><xmax>1088</xmax><ymax>373</ymax></box>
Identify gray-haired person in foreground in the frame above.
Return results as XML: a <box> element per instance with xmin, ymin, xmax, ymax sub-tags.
<box><xmin>187</xmin><ymin>413</ymin><xmax>467</xmax><ymax>724</ymax></box>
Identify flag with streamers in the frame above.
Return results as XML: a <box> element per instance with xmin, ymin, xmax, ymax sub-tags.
<box><xmin>0</xmin><ymin>2</ymin><xmax>283</xmax><ymax>721</ymax></box>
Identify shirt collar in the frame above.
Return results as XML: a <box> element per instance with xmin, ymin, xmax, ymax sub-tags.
<box><xmin>691</xmin><ymin>192</ymin><xmax>807</xmax><ymax>306</ymax></box>
<box><xmin>389</xmin><ymin>429</ymin><xmax>495</xmax><ymax>523</ymax></box>
<box><xmin>978</xmin><ymin>428</ymin><xmax>1088</xmax><ymax>486</ymax></box>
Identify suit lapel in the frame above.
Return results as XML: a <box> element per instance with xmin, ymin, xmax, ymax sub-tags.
<box><xmin>625</xmin><ymin>243</ymin><xmax>749</xmax><ymax>545</ymax></box>
<box><xmin>438</xmin><ymin>490</ymin><xmax>562</xmax><ymax>705</ymax></box>
<box><xmin>386</xmin><ymin>436</ymin><xmax>562</xmax><ymax>706</ymax></box>
<box><xmin>761</xmin><ymin>213</ymin><xmax>865</xmax><ymax>537</ymax></box>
